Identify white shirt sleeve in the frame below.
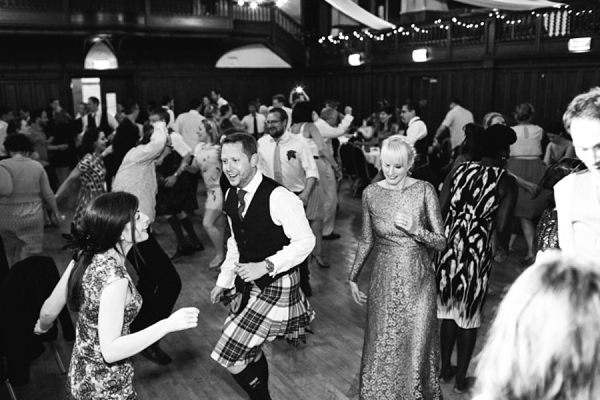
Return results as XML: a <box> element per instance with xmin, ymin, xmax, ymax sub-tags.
<box><xmin>267</xmin><ymin>187</ymin><xmax>315</xmax><ymax>275</ymax></box>
<box><xmin>216</xmin><ymin>208</ymin><xmax>240</xmax><ymax>289</ymax></box>
<box><xmin>171</xmin><ymin>132</ymin><xmax>191</xmax><ymax>157</ymax></box>
<box><xmin>555</xmin><ymin>175</ymin><xmax>575</xmax><ymax>255</ymax></box>
<box><xmin>299</xmin><ymin>141</ymin><xmax>319</xmax><ymax>181</ymax></box>
<box><xmin>406</xmin><ymin>120</ymin><xmax>428</xmax><ymax>145</ymax></box>
<box><xmin>315</xmin><ymin>115</ymin><xmax>354</xmax><ymax>139</ymax></box>
<box><xmin>127</xmin><ymin>121</ymin><xmax>168</xmax><ymax>164</ymax></box>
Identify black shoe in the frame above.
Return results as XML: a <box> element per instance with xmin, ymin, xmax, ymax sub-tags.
<box><xmin>141</xmin><ymin>343</ymin><xmax>172</xmax><ymax>366</ymax></box>
<box><xmin>301</xmin><ymin>284</ymin><xmax>313</xmax><ymax>297</ymax></box>
<box><xmin>170</xmin><ymin>244</ymin><xmax>195</xmax><ymax>260</ymax></box>
<box><xmin>192</xmin><ymin>242</ymin><xmax>204</xmax><ymax>252</ymax></box>
<box><xmin>322</xmin><ymin>233</ymin><xmax>341</xmax><ymax>240</ymax></box>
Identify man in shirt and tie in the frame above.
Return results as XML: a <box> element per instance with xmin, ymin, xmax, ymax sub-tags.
<box><xmin>80</xmin><ymin>96</ymin><xmax>119</xmax><ymax>138</ymax></box>
<box><xmin>257</xmin><ymin>108</ymin><xmax>319</xmax><ymax>296</ymax></box>
<box><xmin>210</xmin><ymin>132</ymin><xmax>315</xmax><ymax>400</ymax></box>
<box><xmin>241</xmin><ymin>102</ymin><xmax>265</xmax><ymax>139</ymax></box>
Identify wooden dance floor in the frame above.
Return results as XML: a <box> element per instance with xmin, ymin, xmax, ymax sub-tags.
<box><xmin>6</xmin><ymin>181</ymin><xmax>527</xmax><ymax>400</ymax></box>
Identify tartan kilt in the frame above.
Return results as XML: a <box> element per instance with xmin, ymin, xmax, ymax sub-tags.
<box><xmin>211</xmin><ymin>269</ymin><xmax>314</xmax><ymax>368</ymax></box>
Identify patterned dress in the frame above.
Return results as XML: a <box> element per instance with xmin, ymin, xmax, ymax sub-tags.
<box><xmin>534</xmin><ymin>208</ymin><xmax>559</xmax><ymax>253</ymax></box>
<box><xmin>193</xmin><ymin>142</ymin><xmax>222</xmax><ymax>210</ymax></box>
<box><xmin>74</xmin><ymin>153</ymin><xmax>106</xmax><ymax>227</ymax></box>
<box><xmin>349</xmin><ymin>181</ymin><xmax>446</xmax><ymax>400</ymax></box>
<box><xmin>436</xmin><ymin>162</ymin><xmax>506</xmax><ymax>329</ymax></box>
<box><xmin>67</xmin><ymin>251</ymin><xmax>142</xmax><ymax>400</ymax></box>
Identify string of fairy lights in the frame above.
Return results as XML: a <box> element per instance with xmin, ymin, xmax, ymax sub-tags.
<box><xmin>318</xmin><ymin>5</ymin><xmax>580</xmax><ymax>46</ymax></box>
<box><xmin>235</xmin><ymin>0</ymin><xmax>288</xmax><ymax>8</ymax></box>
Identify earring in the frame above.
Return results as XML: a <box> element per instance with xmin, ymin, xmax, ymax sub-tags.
<box><xmin>120</xmin><ymin>236</ymin><xmax>125</xmax><ymax>241</ymax></box>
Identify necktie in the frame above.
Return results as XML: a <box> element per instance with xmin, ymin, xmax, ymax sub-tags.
<box><xmin>253</xmin><ymin>114</ymin><xmax>259</xmax><ymax>137</ymax></box>
<box><xmin>237</xmin><ymin>189</ymin><xmax>247</xmax><ymax>220</ymax></box>
<box><xmin>88</xmin><ymin>113</ymin><xmax>97</xmax><ymax>129</ymax></box>
<box><xmin>273</xmin><ymin>140</ymin><xmax>283</xmax><ymax>184</ymax></box>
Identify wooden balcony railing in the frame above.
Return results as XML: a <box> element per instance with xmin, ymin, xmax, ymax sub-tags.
<box><xmin>319</xmin><ymin>2</ymin><xmax>600</xmax><ymax>62</ymax></box>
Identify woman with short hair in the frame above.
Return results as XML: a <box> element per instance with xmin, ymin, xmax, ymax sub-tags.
<box><xmin>0</xmin><ymin>133</ymin><xmax>61</xmax><ymax>265</ymax></box>
<box><xmin>436</xmin><ymin>124</ymin><xmax>519</xmax><ymax>393</ymax></box>
<box><xmin>349</xmin><ymin>135</ymin><xmax>446</xmax><ymax>399</ymax></box>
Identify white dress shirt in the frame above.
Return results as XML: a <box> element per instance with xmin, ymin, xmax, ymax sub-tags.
<box><xmin>162</xmin><ymin>106</ymin><xmax>176</xmax><ymax>129</ymax></box>
<box><xmin>113</xmin><ymin>121</ymin><xmax>168</xmax><ymax>224</ymax></box>
<box><xmin>170</xmin><ymin>131</ymin><xmax>191</xmax><ymax>157</ymax></box>
<box><xmin>216</xmin><ymin>172</ymin><xmax>315</xmax><ymax>289</ymax></box>
<box><xmin>80</xmin><ymin>109</ymin><xmax>119</xmax><ymax>135</ymax></box>
<box><xmin>173</xmin><ymin>109</ymin><xmax>206</xmax><ymax>150</ymax></box>
<box><xmin>0</xmin><ymin>120</ymin><xmax>7</xmax><ymax>156</ymax></box>
<box><xmin>314</xmin><ymin>114</ymin><xmax>354</xmax><ymax>140</ymax></box>
<box><xmin>241</xmin><ymin>112</ymin><xmax>266</xmax><ymax>136</ymax></box>
<box><xmin>442</xmin><ymin>105</ymin><xmax>474</xmax><ymax>149</ymax></box>
<box><xmin>406</xmin><ymin>116</ymin><xmax>428</xmax><ymax>145</ymax></box>
<box><xmin>257</xmin><ymin>131</ymin><xmax>319</xmax><ymax>193</ymax></box>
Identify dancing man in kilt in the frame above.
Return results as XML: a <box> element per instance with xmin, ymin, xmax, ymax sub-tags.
<box><xmin>210</xmin><ymin>133</ymin><xmax>315</xmax><ymax>399</ymax></box>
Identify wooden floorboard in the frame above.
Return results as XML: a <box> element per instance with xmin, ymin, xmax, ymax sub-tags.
<box><xmin>3</xmin><ymin>179</ymin><xmax>532</xmax><ymax>400</ymax></box>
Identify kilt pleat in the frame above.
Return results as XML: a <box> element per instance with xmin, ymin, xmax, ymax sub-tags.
<box><xmin>211</xmin><ymin>270</ymin><xmax>314</xmax><ymax>368</ymax></box>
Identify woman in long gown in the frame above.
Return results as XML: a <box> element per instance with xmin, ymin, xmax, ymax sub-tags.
<box><xmin>349</xmin><ymin>135</ymin><xmax>446</xmax><ymax>400</ymax></box>
<box><xmin>436</xmin><ymin>124</ymin><xmax>518</xmax><ymax>393</ymax></box>
<box><xmin>35</xmin><ymin>192</ymin><xmax>199</xmax><ymax>399</ymax></box>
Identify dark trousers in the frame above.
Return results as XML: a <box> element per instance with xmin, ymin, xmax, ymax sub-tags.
<box><xmin>128</xmin><ymin>232</ymin><xmax>182</xmax><ymax>333</ymax></box>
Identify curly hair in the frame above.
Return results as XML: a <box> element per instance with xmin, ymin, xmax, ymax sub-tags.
<box><xmin>4</xmin><ymin>133</ymin><xmax>34</xmax><ymax>154</ymax></box>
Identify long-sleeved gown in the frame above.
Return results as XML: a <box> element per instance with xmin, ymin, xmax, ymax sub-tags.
<box><xmin>350</xmin><ymin>181</ymin><xmax>446</xmax><ymax>400</ymax></box>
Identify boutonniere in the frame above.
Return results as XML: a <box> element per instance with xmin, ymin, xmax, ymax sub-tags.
<box><xmin>287</xmin><ymin>150</ymin><xmax>297</xmax><ymax>161</ymax></box>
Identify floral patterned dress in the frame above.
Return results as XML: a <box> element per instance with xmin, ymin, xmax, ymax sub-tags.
<box><xmin>73</xmin><ymin>153</ymin><xmax>106</xmax><ymax>227</ymax></box>
<box><xmin>67</xmin><ymin>250</ymin><xmax>142</xmax><ymax>400</ymax></box>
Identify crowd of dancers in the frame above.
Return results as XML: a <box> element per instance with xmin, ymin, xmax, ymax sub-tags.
<box><xmin>1</xmin><ymin>85</ymin><xmax>600</xmax><ymax>399</ymax></box>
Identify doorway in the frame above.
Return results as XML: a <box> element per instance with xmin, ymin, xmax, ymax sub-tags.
<box><xmin>71</xmin><ymin>76</ymin><xmax>134</xmax><ymax>117</ymax></box>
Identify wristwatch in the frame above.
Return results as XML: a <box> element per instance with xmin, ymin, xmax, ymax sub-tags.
<box><xmin>264</xmin><ymin>258</ymin><xmax>275</xmax><ymax>274</ymax></box>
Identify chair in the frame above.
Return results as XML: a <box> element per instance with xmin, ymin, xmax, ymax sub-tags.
<box><xmin>351</xmin><ymin>145</ymin><xmax>379</xmax><ymax>196</ymax></box>
<box><xmin>338</xmin><ymin>142</ymin><xmax>358</xmax><ymax>182</ymax></box>
<box><xmin>0</xmin><ymin>256</ymin><xmax>74</xmax><ymax>399</ymax></box>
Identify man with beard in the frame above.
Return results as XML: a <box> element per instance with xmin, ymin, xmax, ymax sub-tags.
<box><xmin>257</xmin><ymin>107</ymin><xmax>319</xmax><ymax>296</ymax></box>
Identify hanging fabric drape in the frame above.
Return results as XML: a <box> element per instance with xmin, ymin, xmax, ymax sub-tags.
<box><xmin>453</xmin><ymin>0</ymin><xmax>562</xmax><ymax>11</ymax></box>
<box><xmin>324</xmin><ymin>0</ymin><xmax>396</xmax><ymax>30</ymax></box>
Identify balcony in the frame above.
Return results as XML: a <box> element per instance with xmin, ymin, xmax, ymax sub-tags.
<box><xmin>0</xmin><ymin>0</ymin><xmax>305</xmax><ymax>63</ymax></box>
<box><xmin>316</xmin><ymin>2</ymin><xmax>600</xmax><ymax>65</ymax></box>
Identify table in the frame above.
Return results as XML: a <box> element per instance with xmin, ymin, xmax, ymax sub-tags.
<box><xmin>362</xmin><ymin>146</ymin><xmax>381</xmax><ymax>169</ymax></box>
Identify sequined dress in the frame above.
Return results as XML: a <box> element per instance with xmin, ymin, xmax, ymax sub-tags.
<box><xmin>349</xmin><ymin>181</ymin><xmax>446</xmax><ymax>400</ymax></box>
<box><xmin>67</xmin><ymin>251</ymin><xmax>143</xmax><ymax>399</ymax></box>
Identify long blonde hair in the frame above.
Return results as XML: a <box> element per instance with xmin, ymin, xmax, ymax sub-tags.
<box><xmin>475</xmin><ymin>252</ymin><xmax>600</xmax><ymax>400</ymax></box>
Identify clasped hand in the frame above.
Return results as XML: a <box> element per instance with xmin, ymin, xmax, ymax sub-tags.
<box><xmin>394</xmin><ymin>212</ymin><xmax>417</xmax><ymax>234</ymax></box>
<box><xmin>235</xmin><ymin>261</ymin><xmax>268</xmax><ymax>283</ymax></box>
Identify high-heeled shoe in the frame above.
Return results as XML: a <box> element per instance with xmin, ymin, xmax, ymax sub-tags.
<box><xmin>312</xmin><ymin>255</ymin><xmax>330</xmax><ymax>268</ymax></box>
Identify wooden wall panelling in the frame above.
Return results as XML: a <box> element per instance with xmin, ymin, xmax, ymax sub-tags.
<box><xmin>3</xmin><ymin>83</ymin><xmax>18</xmax><ymax>110</ymax></box>
<box><xmin>18</xmin><ymin>82</ymin><xmax>33</xmax><ymax>109</ymax></box>
<box><xmin>33</xmin><ymin>82</ymin><xmax>48</xmax><ymax>108</ymax></box>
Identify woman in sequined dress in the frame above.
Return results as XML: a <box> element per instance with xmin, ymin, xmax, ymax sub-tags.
<box><xmin>436</xmin><ymin>125</ymin><xmax>518</xmax><ymax>393</ymax></box>
<box><xmin>349</xmin><ymin>135</ymin><xmax>446</xmax><ymax>400</ymax></box>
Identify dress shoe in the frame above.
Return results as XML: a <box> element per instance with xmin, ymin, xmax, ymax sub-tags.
<box><xmin>311</xmin><ymin>255</ymin><xmax>330</xmax><ymax>268</ymax></box>
<box><xmin>170</xmin><ymin>244</ymin><xmax>195</xmax><ymax>260</ymax></box>
<box><xmin>322</xmin><ymin>233</ymin><xmax>341</xmax><ymax>240</ymax></box>
<box><xmin>141</xmin><ymin>343</ymin><xmax>172</xmax><ymax>366</ymax></box>
<box><xmin>453</xmin><ymin>376</ymin><xmax>476</xmax><ymax>394</ymax></box>
<box><xmin>301</xmin><ymin>283</ymin><xmax>313</xmax><ymax>298</ymax></box>
<box><xmin>192</xmin><ymin>242</ymin><xmax>204</xmax><ymax>252</ymax></box>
